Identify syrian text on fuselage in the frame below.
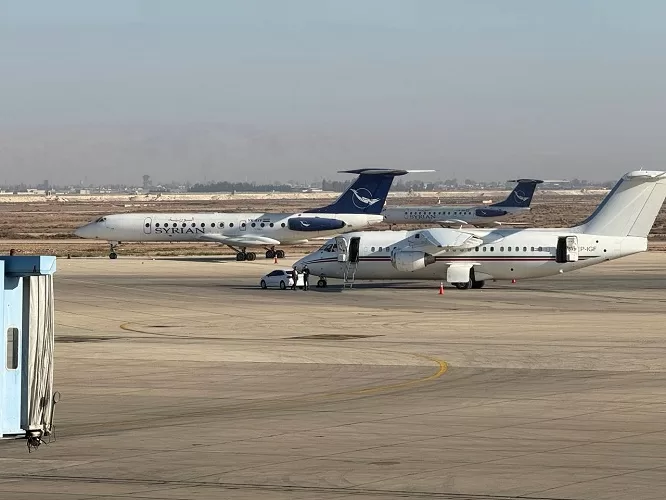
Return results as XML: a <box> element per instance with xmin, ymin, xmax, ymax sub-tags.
<box><xmin>155</xmin><ymin>227</ymin><xmax>206</xmax><ymax>235</ymax></box>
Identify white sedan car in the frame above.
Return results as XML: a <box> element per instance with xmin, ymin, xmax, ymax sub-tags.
<box><xmin>260</xmin><ymin>269</ymin><xmax>305</xmax><ymax>290</ymax></box>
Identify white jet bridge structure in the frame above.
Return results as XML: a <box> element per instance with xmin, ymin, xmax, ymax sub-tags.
<box><xmin>0</xmin><ymin>255</ymin><xmax>59</xmax><ymax>451</ymax></box>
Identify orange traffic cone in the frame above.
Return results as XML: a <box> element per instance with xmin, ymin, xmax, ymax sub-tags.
<box><xmin>439</xmin><ymin>282</ymin><xmax>444</xmax><ymax>294</ymax></box>
<box><xmin>274</xmin><ymin>255</ymin><xmax>278</xmax><ymax>264</ymax></box>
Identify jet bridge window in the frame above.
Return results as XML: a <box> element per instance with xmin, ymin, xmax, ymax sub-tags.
<box><xmin>6</xmin><ymin>327</ymin><xmax>18</xmax><ymax>370</ymax></box>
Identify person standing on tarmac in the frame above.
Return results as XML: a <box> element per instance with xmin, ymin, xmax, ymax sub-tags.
<box><xmin>291</xmin><ymin>268</ymin><xmax>299</xmax><ymax>290</ymax></box>
<box><xmin>302</xmin><ymin>265</ymin><xmax>310</xmax><ymax>291</ymax></box>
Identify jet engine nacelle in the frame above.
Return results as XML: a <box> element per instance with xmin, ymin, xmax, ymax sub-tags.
<box><xmin>287</xmin><ymin>217</ymin><xmax>346</xmax><ymax>232</ymax></box>
<box><xmin>391</xmin><ymin>250</ymin><xmax>436</xmax><ymax>272</ymax></box>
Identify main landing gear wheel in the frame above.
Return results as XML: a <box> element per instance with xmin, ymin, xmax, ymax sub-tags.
<box><xmin>472</xmin><ymin>280</ymin><xmax>485</xmax><ymax>289</ymax></box>
<box><xmin>265</xmin><ymin>249</ymin><xmax>275</xmax><ymax>259</ymax></box>
<box><xmin>236</xmin><ymin>251</ymin><xmax>256</xmax><ymax>262</ymax></box>
<box><xmin>454</xmin><ymin>280</ymin><xmax>472</xmax><ymax>290</ymax></box>
<box><xmin>316</xmin><ymin>278</ymin><xmax>327</xmax><ymax>288</ymax></box>
<box><xmin>276</xmin><ymin>249</ymin><xmax>285</xmax><ymax>259</ymax></box>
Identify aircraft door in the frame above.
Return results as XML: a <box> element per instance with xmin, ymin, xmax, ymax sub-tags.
<box><xmin>143</xmin><ymin>217</ymin><xmax>152</xmax><ymax>234</ymax></box>
<box><xmin>556</xmin><ymin>236</ymin><xmax>579</xmax><ymax>263</ymax></box>
<box><xmin>566</xmin><ymin>236</ymin><xmax>579</xmax><ymax>262</ymax></box>
<box><xmin>335</xmin><ymin>236</ymin><xmax>348</xmax><ymax>262</ymax></box>
<box><xmin>349</xmin><ymin>237</ymin><xmax>361</xmax><ymax>263</ymax></box>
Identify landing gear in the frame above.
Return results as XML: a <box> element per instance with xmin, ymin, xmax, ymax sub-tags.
<box><xmin>230</xmin><ymin>246</ymin><xmax>256</xmax><ymax>262</ymax></box>
<box><xmin>316</xmin><ymin>276</ymin><xmax>328</xmax><ymax>288</ymax></box>
<box><xmin>109</xmin><ymin>242</ymin><xmax>119</xmax><ymax>259</ymax></box>
<box><xmin>235</xmin><ymin>251</ymin><xmax>256</xmax><ymax>262</ymax></box>
<box><xmin>454</xmin><ymin>280</ymin><xmax>472</xmax><ymax>290</ymax></box>
<box><xmin>264</xmin><ymin>246</ymin><xmax>285</xmax><ymax>259</ymax></box>
<box><xmin>453</xmin><ymin>268</ymin><xmax>484</xmax><ymax>290</ymax></box>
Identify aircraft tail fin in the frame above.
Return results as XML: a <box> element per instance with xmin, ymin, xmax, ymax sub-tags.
<box><xmin>307</xmin><ymin>169</ymin><xmax>430</xmax><ymax>215</ymax></box>
<box><xmin>491</xmin><ymin>179</ymin><xmax>543</xmax><ymax>208</ymax></box>
<box><xmin>575</xmin><ymin>170</ymin><xmax>666</xmax><ymax>237</ymax></box>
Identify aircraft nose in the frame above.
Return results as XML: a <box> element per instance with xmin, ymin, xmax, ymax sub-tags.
<box><xmin>74</xmin><ymin>223</ymin><xmax>94</xmax><ymax>238</ymax></box>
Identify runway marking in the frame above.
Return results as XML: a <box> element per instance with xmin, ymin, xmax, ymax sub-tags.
<box><xmin>120</xmin><ymin>322</ymin><xmax>448</xmax><ymax>398</ymax></box>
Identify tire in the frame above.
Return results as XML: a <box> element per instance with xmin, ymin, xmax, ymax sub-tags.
<box><xmin>109</xmin><ymin>252</ymin><xmax>118</xmax><ymax>260</ymax></box>
<box><xmin>260</xmin><ymin>280</ymin><xmax>267</xmax><ymax>289</ymax></box>
<box><xmin>236</xmin><ymin>253</ymin><xmax>246</xmax><ymax>261</ymax></box>
<box><xmin>246</xmin><ymin>252</ymin><xmax>256</xmax><ymax>261</ymax></box>
<box><xmin>276</xmin><ymin>250</ymin><xmax>285</xmax><ymax>259</ymax></box>
<box><xmin>265</xmin><ymin>250</ymin><xmax>275</xmax><ymax>259</ymax></box>
<box><xmin>317</xmin><ymin>279</ymin><xmax>326</xmax><ymax>288</ymax></box>
<box><xmin>472</xmin><ymin>280</ymin><xmax>485</xmax><ymax>289</ymax></box>
<box><xmin>454</xmin><ymin>280</ymin><xmax>472</xmax><ymax>290</ymax></box>
<box><xmin>279</xmin><ymin>280</ymin><xmax>286</xmax><ymax>290</ymax></box>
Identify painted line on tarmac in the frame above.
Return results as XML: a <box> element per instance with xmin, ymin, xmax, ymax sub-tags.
<box><xmin>120</xmin><ymin>322</ymin><xmax>448</xmax><ymax>398</ymax></box>
<box><xmin>325</xmin><ymin>354</ymin><xmax>447</xmax><ymax>397</ymax></box>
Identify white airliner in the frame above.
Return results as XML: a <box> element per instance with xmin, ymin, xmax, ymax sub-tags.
<box><xmin>295</xmin><ymin>170</ymin><xmax>666</xmax><ymax>289</ymax></box>
<box><xmin>74</xmin><ymin>169</ymin><xmax>431</xmax><ymax>261</ymax></box>
<box><xmin>382</xmin><ymin>178</ymin><xmax>543</xmax><ymax>227</ymax></box>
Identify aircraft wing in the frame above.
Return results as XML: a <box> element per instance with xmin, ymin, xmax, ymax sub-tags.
<box><xmin>435</xmin><ymin>219</ymin><xmax>471</xmax><ymax>227</ymax></box>
<box><xmin>196</xmin><ymin>234</ymin><xmax>282</xmax><ymax>246</ymax></box>
<box><xmin>407</xmin><ymin>229</ymin><xmax>483</xmax><ymax>249</ymax></box>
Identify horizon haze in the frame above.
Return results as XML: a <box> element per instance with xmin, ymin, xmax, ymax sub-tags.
<box><xmin>1</xmin><ymin>1</ymin><xmax>665</xmax><ymax>185</ymax></box>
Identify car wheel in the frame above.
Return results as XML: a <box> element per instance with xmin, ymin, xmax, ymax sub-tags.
<box><xmin>279</xmin><ymin>280</ymin><xmax>286</xmax><ymax>290</ymax></box>
<box><xmin>260</xmin><ymin>280</ymin><xmax>267</xmax><ymax>289</ymax></box>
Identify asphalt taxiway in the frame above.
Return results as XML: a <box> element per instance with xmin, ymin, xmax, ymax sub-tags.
<box><xmin>1</xmin><ymin>253</ymin><xmax>666</xmax><ymax>499</ymax></box>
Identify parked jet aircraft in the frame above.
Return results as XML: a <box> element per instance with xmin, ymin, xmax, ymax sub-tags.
<box><xmin>295</xmin><ymin>170</ymin><xmax>666</xmax><ymax>289</ymax></box>
<box><xmin>74</xmin><ymin>168</ymin><xmax>430</xmax><ymax>261</ymax></box>
<box><xmin>382</xmin><ymin>178</ymin><xmax>543</xmax><ymax>227</ymax></box>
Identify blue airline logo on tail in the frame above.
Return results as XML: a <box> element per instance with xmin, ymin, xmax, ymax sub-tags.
<box><xmin>350</xmin><ymin>188</ymin><xmax>381</xmax><ymax>210</ymax></box>
<box><xmin>492</xmin><ymin>179</ymin><xmax>543</xmax><ymax>208</ymax></box>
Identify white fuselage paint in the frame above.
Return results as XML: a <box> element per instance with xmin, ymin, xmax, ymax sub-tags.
<box><xmin>74</xmin><ymin>212</ymin><xmax>383</xmax><ymax>244</ymax></box>
<box><xmin>295</xmin><ymin>229</ymin><xmax>647</xmax><ymax>282</ymax></box>
<box><xmin>381</xmin><ymin>206</ymin><xmax>528</xmax><ymax>225</ymax></box>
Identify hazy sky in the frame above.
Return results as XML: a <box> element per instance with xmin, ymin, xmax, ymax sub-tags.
<box><xmin>1</xmin><ymin>0</ymin><xmax>665</xmax><ymax>185</ymax></box>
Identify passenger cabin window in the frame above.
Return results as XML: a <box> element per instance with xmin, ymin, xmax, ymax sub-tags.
<box><xmin>6</xmin><ymin>327</ymin><xmax>18</xmax><ymax>370</ymax></box>
<box><xmin>229</xmin><ymin>223</ymin><xmax>234</xmax><ymax>227</ymax></box>
<box><xmin>538</xmin><ymin>246</ymin><xmax>543</xmax><ymax>252</ymax></box>
<box><xmin>523</xmin><ymin>246</ymin><xmax>527</xmax><ymax>252</ymax></box>
<box><xmin>211</xmin><ymin>223</ymin><xmax>215</xmax><ymax>227</ymax></box>
<box><xmin>155</xmin><ymin>223</ymin><xmax>160</xmax><ymax>227</ymax></box>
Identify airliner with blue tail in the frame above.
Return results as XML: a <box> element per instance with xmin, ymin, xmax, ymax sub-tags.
<box><xmin>74</xmin><ymin>169</ymin><xmax>431</xmax><ymax>261</ymax></box>
<box><xmin>382</xmin><ymin>179</ymin><xmax>543</xmax><ymax>227</ymax></box>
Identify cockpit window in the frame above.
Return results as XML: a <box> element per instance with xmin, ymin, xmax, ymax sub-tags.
<box><xmin>94</xmin><ymin>217</ymin><xmax>106</xmax><ymax>223</ymax></box>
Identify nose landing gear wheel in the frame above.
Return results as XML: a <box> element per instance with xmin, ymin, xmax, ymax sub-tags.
<box><xmin>317</xmin><ymin>279</ymin><xmax>327</xmax><ymax>288</ymax></box>
<box><xmin>109</xmin><ymin>252</ymin><xmax>118</xmax><ymax>260</ymax></box>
